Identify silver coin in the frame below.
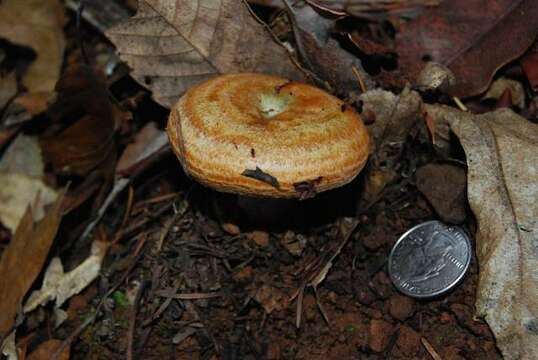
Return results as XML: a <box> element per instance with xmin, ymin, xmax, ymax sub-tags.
<box><xmin>388</xmin><ymin>220</ymin><xmax>472</xmax><ymax>298</ymax></box>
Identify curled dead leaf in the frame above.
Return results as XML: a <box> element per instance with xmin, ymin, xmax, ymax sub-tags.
<box><xmin>425</xmin><ymin>104</ymin><xmax>538</xmax><ymax>359</ymax></box>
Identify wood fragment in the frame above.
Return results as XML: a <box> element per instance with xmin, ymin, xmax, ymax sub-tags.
<box><xmin>241</xmin><ymin>167</ymin><xmax>280</xmax><ymax>189</ymax></box>
<box><xmin>155</xmin><ymin>291</ymin><xmax>224</xmax><ymax>300</ymax></box>
<box><xmin>293</xmin><ymin>176</ymin><xmax>322</xmax><ymax>200</ymax></box>
<box><xmin>452</xmin><ymin>96</ymin><xmax>468</xmax><ymax>112</ymax></box>
<box><xmin>421</xmin><ymin>337</ymin><xmax>443</xmax><ymax>360</ymax></box>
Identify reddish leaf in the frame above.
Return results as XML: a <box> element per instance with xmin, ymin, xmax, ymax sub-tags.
<box><xmin>40</xmin><ymin>64</ymin><xmax>117</xmax><ymax>176</ymax></box>
<box><xmin>494</xmin><ymin>88</ymin><xmax>513</xmax><ymax>109</ymax></box>
<box><xmin>521</xmin><ymin>49</ymin><xmax>538</xmax><ymax>92</ymax></box>
<box><xmin>27</xmin><ymin>339</ymin><xmax>69</xmax><ymax>360</ymax></box>
<box><xmin>283</xmin><ymin>0</ymin><xmax>374</xmax><ymax>93</ymax></box>
<box><xmin>116</xmin><ymin>122</ymin><xmax>169</xmax><ymax>177</ymax></box>
<box><xmin>394</xmin><ymin>0</ymin><xmax>538</xmax><ymax>97</ymax></box>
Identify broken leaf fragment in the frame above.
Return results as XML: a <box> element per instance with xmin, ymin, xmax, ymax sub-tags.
<box><xmin>24</xmin><ymin>239</ymin><xmax>108</xmax><ymax>312</ymax></box>
<box><xmin>0</xmin><ymin>135</ymin><xmax>57</xmax><ymax>232</ymax></box>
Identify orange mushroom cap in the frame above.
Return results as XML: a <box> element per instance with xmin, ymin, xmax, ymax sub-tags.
<box><xmin>167</xmin><ymin>73</ymin><xmax>370</xmax><ymax>198</ymax></box>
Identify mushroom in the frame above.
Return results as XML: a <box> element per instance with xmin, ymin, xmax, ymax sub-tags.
<box><xmin>167</xmin><ymin>73</ymin><xmax>370</xmax><ymax>200</ymax></box>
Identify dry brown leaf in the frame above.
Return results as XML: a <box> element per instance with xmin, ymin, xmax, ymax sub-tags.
<box><xmin>357</xmin><ymin>88</ymin><xmax>422</xmax><ymax>209</ymax></box>
<box><xmin>425</xmin><ymin>105</ymin><xmax>538</xmax><ymax>359</ymax></box>
<box><xmin>116</xmin><ymin>122</ymin><xmax>169</xmax><ymax>177</ymax></box>
<box><xmin>40</xmin><ymin>64</ymin><xmax>116</xmax><ymax>177</ymax></box>
<box><xmin>0</xmin><ymin>193</ymin><xmax>64</xmax><ymax>335</ymax></box>
<box><xmin>27</xmin><ymin>339</ymin><xmax>69</xmax><ymax>360</ymax></box>
<box><xmin>0</xmin><ymin>0</ymin><xmax>65</xmax><ymax>114</ymax></box>
<box><xmin>283</xmin><ymin>0</ymin><xmax>374</xmax><ymax>94</ymax></box>
<box><xmin>106</xmin><ymin>0</ymin><xmax>307</xmax><ymax>108</ymax></box>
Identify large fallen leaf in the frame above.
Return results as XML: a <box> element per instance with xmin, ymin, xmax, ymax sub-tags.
<box><xmin>0</xmin><ymin>0</ymin><xmax>65</xmax><ymax>114</ymax></box>
<box><xmin>106</xmin><ymin>0</ymin><xmax>307</xmax><ymax>108</ymax></box>
<box><xmin>424</xmin><ymin>105</ymin><xmax>538</xmax><ymax>359</ymax></box>
<box><xmin>24</xmin><ymin>240</ymin><xmax>108</xmax><ymax>312</ymax></box>
<box><xmin>0</xmin><ymin>194</ymin><xmax>64</xmax><ymax>335</ymax></box>
<box><xmin>394</xmin><ymin>0</ymin><xmax>538</xmax><ymax>97</ymax></box>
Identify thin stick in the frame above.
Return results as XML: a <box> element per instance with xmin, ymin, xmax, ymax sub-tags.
<box><xmin>127</xmin><ymin>281</ymin><xmax>148</xmax><ymax>360</ymax></box>
<box><xmin>351</xmin><ymin>64</ymin><xmax>368</xmax><ymax>93</ymax></box>
<box><xmin>452</xmin><ymin>96</ymin><xmax>468</xmax><ymax>111</ymax></box>
<box><xmin>421</xmin><ymin>337</ymin><xmax>443</xmax><ymax>360</ymax></box>
<box><xmin>155</xmin><ymin>291</ymin><xmax>224</xmax><ymax>300</ymax></box>
<box><xmin>134</xmin><ymin>192</ymin><xmax>179</xmax><ymax>207</ymax></box>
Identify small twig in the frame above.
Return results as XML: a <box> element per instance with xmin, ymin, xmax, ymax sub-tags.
<box><xmin>117</xmin><ymin>201</ymin><xmax>174</xmax><ymax>241</ymax></box>
<box><xmin>133</xmin><ymin>192</ymin><xmax>180</xmax><ymax>208</ymax></box>
<box><xmin>156</xmin><ymin>200</ymin><xmax>188</xmax><ymax>251</ymax></box>
<box><xmin>142</xmin><ymin>279</ymin><xmax>182</xmax><ymax>327</ymax></box>
<box><xmin>421</xmin><ymin>337</ymin><xmax>443</xmax><ymax>360</ymax></box>
<box><xmin>313</xmin><ymin>287</ymin><xmax>330</xmax><ymax>325</ymax></box>
<box><xmin>155</xmin><ymin>291</ymin><xmax>224</xmax><ymax>300</ymax></box>
<box><xmin>112</xmin><ymin>185</ymin><xmax>135</xmax><ymax>245</ymax></box>
<box><xmin>452</xmin><ymin>96</ymin><xmax>468</xmax><ymax>111</ymax></box>
<box><xmin>80</xmin><ymin>178</ymin><xmax>131</xmax><ymax>242</ymax></box>
<box><xmin>295</xmin><ymin>286</ymin><xmax>305</xmax><ymax>328</ymax></box>
<box><xmin>351</xmin><ymin>64</ymin><xmax>368</xmax><ymax>93</ymax></box>
<box><xmin>76</xmin><ymin>0</ymin><xmax>89</xmax><ymax>64</ymax></box>
<box><xmin>51</xmin><ymin>241</ymin><xmax>147</xmax><ymax>360</ymax></box>
<box><xmin>127</xmin><ymin>280</ymin><xmax>149</xmax><ymax>360</ymax></box>
<box><xmin>291</xmin><ymin>218</ymin><xmax>359</xmax><ymax>328</ymax></box>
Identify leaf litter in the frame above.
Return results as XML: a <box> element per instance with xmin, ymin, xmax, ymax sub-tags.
<box><xmin>0</xmin><ymin>0</ymin><xmax>537</xmax><ymax>358</ymax></box>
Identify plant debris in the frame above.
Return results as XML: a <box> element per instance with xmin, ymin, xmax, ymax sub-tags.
<box><xmin>241</xmin><ymin>166</ymin><xmax>280</xmax><ymax>189</ymax></box>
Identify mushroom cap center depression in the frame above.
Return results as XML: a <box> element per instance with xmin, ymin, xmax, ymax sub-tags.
<box><xmin>258</xmin><ymin>92</ymin><xmax>292</xmax><ymax>119</ymax></box>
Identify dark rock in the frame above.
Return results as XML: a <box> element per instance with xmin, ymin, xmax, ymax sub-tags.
<box><xmin>396</xmin><ymin>325</ymin><xmax>421</xmax><ymax>356</ymax></box>
<box><xmin>388</xmin><ymin>294</ymin><xmax>416</xmax><ymax>321</ymax></box>
<box><xmin>370</xmin><ymin>272</ymin><xmax>393</xmax><ymax>299</ymax></box>
<box><xmin>368</xmin><ymin>319</ymin><xmax>395</xmax><ymax>352</ymax></box>
<box><xmin>415</xmin><ymin>163</ymin><xmax>467</xmax><ymax>224</ymax></box>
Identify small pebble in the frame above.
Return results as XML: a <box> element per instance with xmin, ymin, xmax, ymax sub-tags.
<box><xmin>368</xmin><ymin>319</ymin><xmax>395</xmax><ymax>352</ymax></box>
<box><xmin>396</xmin><ymin>326</ymin><xmax>421</xmax><ymax>356</ymax></box>
<box><xmin>221</xmin><ymin>222</ymin><xmax>241</xmax><ymax>235</ymax></box>
<box><xmin>388</xmin><ymin>294</ymin><xmax>416</xmax><ymax>321</ymax></box>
